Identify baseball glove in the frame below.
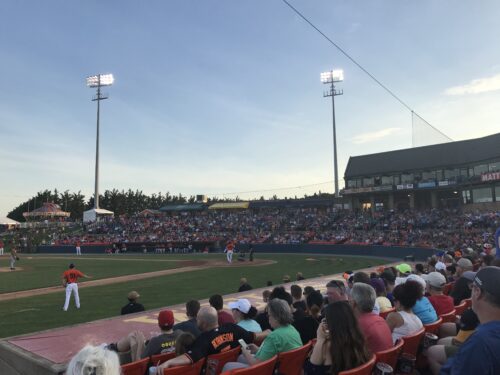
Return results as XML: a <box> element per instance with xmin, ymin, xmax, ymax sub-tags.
<box><xmin>16</xmin><ymin>257</ymin><xmax>20</xmax><ymax>261</ymax></box>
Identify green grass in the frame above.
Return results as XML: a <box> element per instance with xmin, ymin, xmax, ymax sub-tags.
<box><xmin>0</xmin><ymin>254</ymin><xmax>184</xmax><ymax>293</ymax></box>
<box><xmin>0</xmin><ymin>253</ymin><xmax>388</xmax><ymax>338</ymax></box>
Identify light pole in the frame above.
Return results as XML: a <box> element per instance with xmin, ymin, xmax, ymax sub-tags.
<box><xmin>86</xmin><ymin>74</ymin><xmax>114</xmax><ymax>209</ymax></box>
<box><xmin>321</xmin><ymin>69</ymin><xmax>344</xmax><ymax>198</ymax></box>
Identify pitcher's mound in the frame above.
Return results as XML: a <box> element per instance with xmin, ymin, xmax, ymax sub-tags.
<box><xmin>0</xmin><ymin>267</ymin><xmax>23</xmax><ymax>272</ymax></box>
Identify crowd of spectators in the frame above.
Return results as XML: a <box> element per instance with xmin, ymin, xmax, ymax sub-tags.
<box><xmin>42</xmin><ymin>208</ymin><xmax>499</xmax><ymax>252</ymax></box>
<box><xmin>67</xmin><ymin>244</ymin><xmax>500</xmax><ymax>374</ymax></box>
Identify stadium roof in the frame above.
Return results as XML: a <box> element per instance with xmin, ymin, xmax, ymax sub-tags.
<box><xmin>208</xmin><ymin>202</ymin><xmax>249</xmax><ymax>210</ymax></box>
<box><xmin>159</xmin><ymin>203</ymin><xmax>206</xmax><ymax>212</ymax></box>
<box><xmin>345</xmin><ymin>132</ymin><xmax>500</xmax><ymax>178</ymax></box>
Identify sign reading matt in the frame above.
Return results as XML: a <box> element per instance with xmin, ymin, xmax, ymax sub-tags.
<box><xmin>481</xmin><ymin>172</ymin><xmax>500</xmax><ymax>182</ymax></box>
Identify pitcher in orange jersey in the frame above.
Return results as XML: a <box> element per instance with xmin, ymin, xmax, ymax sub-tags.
<box><xmin>62</xmin><ymin>263</ymin><xmax>92</xmax><ymax>311</ymax></box>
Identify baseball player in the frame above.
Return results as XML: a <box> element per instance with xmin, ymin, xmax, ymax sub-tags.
<box><xmin>10</xmin><ymin>248</ymin><xmax>19</xmax><ymax>270</ymax></box>
<box><xmin>0</xmin><ymin>240</ymin><xmax>4</xmax><ymax>255</ymax></box>
<box><xmin>224</xmin><ymin>241</ymin><xmax>235</xmax><ymax>264</ymax></box>
<box><xmin>62</xmin><ymin>263</ymin><xmax>92</xmax><ymax>311</ymax></box>
<box><xmin>76</xmin><ymin>242</ymin><xmax>81</xmax><ymax>256</ymax></box>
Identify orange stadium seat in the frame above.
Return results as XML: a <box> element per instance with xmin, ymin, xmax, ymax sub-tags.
<box><xmin>221</xmin><ymin>355</ymin><xmax>277</xmax><ymax>375</ymax></box>
<box><xmin>439</xmin><ymin>310</ymin><xmax>456</xmax><ymax>323</ymax></box>
<box><xmin>454</xmin><ymin>300</ymin><xmax>467</xmax><ymax>316</ymax></box>
<box><xmin>442</xmin><ymin>283</ymin><xmax>453</xmax><ymax>296</ymax></box>
<box><xmin>161</xmin><ymin>358</ymin><xmax>206</xmax><ymax>375</ymax></box>
<box><xmin>121</xmin><ymin>357</ymin><xmax>149</xmax><ymax>375</ymax></box>
<box><xmin>338</xmin><ymin>355</ymin><xmax>376</xmax><ymax>375</ymax></box>
<box><xmin>151</xmin><ymin>352</ymin><xmax>177</xmax><ymax>366</ymax></box>
<box><xmin>401</xmin><ymin>328</ymin><xmax>425</xmax><ymax>357</ymax></box>
<box><xmin>206</xmin><ymin>346</ymin><xmax>241</xmax><ymax>375</ymax></box>
<box><xmin>380</xmin><ymin>307</ymin><xmax>395</xmax><ymax>320</ymax></box>
<box><xmin>375</xmin><ymin>338</ymin><xmax>404</xmax><ymax>370</ymax></box>
<box><xmin>424</xmin><ymin>318</ymin><xmax>443</xmax><ymax>335</ymax></box>
<box><xmin>276</xmin><ymin>342</ymin><xmax>312</xmax><ymax>375</ymax></box>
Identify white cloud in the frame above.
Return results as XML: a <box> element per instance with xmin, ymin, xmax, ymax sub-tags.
<box><xmin>444</xmin><ymin>74</ymin><xmax>500</xmax><ymax>96</ymax></box>
<box><xmin>351</xmin><ymin>127</ymin><xmax>401</xmax><ymax>144</ymax></box>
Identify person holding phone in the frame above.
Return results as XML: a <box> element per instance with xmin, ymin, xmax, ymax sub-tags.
<box><xmin>304</xmin><ymin>301</ymin><xmax>371</xmax><ymax>375</ymax></box>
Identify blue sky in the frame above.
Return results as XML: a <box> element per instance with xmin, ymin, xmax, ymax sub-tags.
<box><xmin>1</xmin><ymin>0</ymin><xmax>500</xmax><ymax>215</ymax></box>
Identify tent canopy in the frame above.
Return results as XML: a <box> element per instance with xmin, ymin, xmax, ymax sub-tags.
<box><xmin>0</xmin><ymin>217</ymin><xmax>20</xmax><ymax>226</ymax></box>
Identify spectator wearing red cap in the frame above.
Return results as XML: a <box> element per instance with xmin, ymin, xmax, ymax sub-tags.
<box><xmin>110</xmin><ymin>309</ymin><xmax>181</xmax><ymax>362</ymax></box>
<box><xmin>440</xmin><ymin>267</ymin><xmax>500</xmax><ymax>375</ymax></box>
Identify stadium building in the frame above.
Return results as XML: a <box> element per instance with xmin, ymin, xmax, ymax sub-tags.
<box><xmin>343</xmin><ymin>132</ymin><xmax>500</xmax><ymax>211</ymax></box>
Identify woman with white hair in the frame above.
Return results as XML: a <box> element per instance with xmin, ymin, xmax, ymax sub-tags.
<box><xmin>66</xmin><ymin>345</ymin><xmax>121</xmax><ymax>375</ymax></box>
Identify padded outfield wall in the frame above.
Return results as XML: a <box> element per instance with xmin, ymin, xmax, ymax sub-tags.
<box><xmin>37</xmin><ymin>243</ymin><xmax>436</xmax><ymax>261</ymax></box>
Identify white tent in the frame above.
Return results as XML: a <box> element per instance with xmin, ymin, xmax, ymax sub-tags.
<box><xmin>0</xmin><ymin>217</ymin><xmax>20</xmax><ymax>229</ymax></box>
<box><xmin>83</xmin><ymin>208</ymin><xmax>114</xmax><ymax>223</ymax></box>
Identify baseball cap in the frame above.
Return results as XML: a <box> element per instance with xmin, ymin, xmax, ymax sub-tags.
<box><xmin>396</xmin><ymin>263</ymin><xmax>412</xmax><ymax>274</ymax></box>
<box><xmin>435</xmin><ymin>261</ymin><xmax>446</xmax><ymax>271</ymax></box>
<box><xmin>457</xmin><ymin>258</ymin><xmax>473</xmax><ymax>271</ymax></box>
<box><xmin>436</xmin><ymin>250</ymin><xmax>445</xmax><ymax>258</ymax></box>
<box><xmin>426</xmin><ymin>272</ymin><xmax>446</xmax><ymax>288</ymax></box>
<box><xmin>128</xmin><ymin>291</ymin><xmax>140</xmax><ymax>300</ymax></box>
<box><xmin>473</xmin><ymin>267</ymin><xmax>500</xmax><ymax>300</ymax></box>
<box><xmin>406</xmin><ymin>274</ymin><xmax>427</xmax><ymax>290</ymax></box>
<box><xmin>462</xmin><ymin>271</ymin><xmax>476</xmax><ymax>282</ymax></box>
<box><xmin>228</xmin><ymin>299</ymin><xmax>251</xmax><ymax>314</ymax></box>
<box><xmin>158</xmin><ymin>310</ymin><xmax>174</xmax><ymax>328</ymax></box>
<box><xmin>369</xmin><ymin>278</ymin><xmax>386</xmax><ymax>295</ymax></box>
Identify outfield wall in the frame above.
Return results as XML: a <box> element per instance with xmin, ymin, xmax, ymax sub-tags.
<box><xmin>37</xmin><ymin>243</ymin><xmax>436</xmax><ymax>261</ymax></box>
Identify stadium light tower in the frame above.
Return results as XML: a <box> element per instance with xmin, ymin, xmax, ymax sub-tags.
<box><xmin>321</xmin><ymin>69</ymin><xmax>343</xmax><ymax>198</ymax></box>
<box><xmin>86</xmin><ymin>73</ymin><xmax>114</xmax><ymax>209</ymax></box>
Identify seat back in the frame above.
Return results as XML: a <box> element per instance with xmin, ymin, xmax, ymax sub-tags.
<box><xmin>338</xmin><ymin>355</ymin><xmax>376</xmax><ymax>375</ymax></box>
<box><xmin>379</xmin><ymin>308</ymin><xmax>395</xmax><ymax>320</ymax></box>
<box><xmin>442</xmin><ymin>283</ymin><xmax>453</xmax><ymax>296</ymax></box>
<box><xmin>375</xmin><ymin>339</ymin><xmax>404</xmax><ymax>370</ymax></box>
<box><xmin>161</xmin><ymin>358</ymin><xmax>206</xmax><ymax>375</ymax></box>
<box><xmin>121</xmin><ymin>357</ymin><xmax>149</xmax><ymax>375</ymax></box>
<box><xmin>206</xmin><ymin>346</ymin><xmax>241</xmax><ymax>375</ymax></box>
<box><xmin>424</xmin><ymin>318</ymin><xmax>443</xmax><ymax>335</ymax></box>
<box><xmin>151</xmin><ymin>352</ymin><xmax>177</xmax><ymax>366</ymax></box>
<box><xmin>230</xmin><ymin>355</ymin><xmax>278</xmax><ymax>375</ymax></box>
<box><xmin>439</xmin><ymin>310</ymin><xmax>456</xmax><ymax>323</ymax></box>
<box><xmin>401</xmin><ymin>328</ymin><xmax>425</xmax><ymax>357</ymax></box>
<box><xmin>276</xmin><ymin>342</ymin><xmax>312</xmax><ymax>375</ymax></box>
<box><xmin>454</xmin><ymin>301</ymin><xmax>467</xmax><ymax>316</ymax></box>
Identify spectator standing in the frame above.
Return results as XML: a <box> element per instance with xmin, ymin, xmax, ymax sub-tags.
<box><xmin>440</xmin><ymin>267</ymin><xmax>500</xmax><ymax>374</ymax></box>
<box><xmin>121</xmin><ymin>291</ymin><xmax>145</xmax><ymax>315</ymax></box>
<box><xmin>209</xmin><ymin>294</ymin><xmax>235</xmax><ymax>325</ymax></box>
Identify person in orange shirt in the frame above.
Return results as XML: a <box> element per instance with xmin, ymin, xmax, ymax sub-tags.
<box><xmin>62</xmin><ymin>263</ymin><xmax>92</xmax><ymax>311</ymax></box>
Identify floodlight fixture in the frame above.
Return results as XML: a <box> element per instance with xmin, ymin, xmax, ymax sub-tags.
<box><xmin>320</xmin><ymin>69</ymin><xmax>344</xmax><ymax>83</ymax></box>
<box><xmin>86</xmin><ymin>74</ymin><xmax>114</xmax><ymax>87</ymax></box>
<box><xmin>321</xmin><ymin>68</ymin><xmax>344</xmax><ymax>199</ymax></box>
<box><xmin>86</xmin><ymin>73</ymin><xmax>114</xmax><ymax>210</ymax></box>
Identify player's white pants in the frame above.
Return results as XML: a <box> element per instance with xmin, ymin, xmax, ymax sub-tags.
<box><xmin>10</xmin><ymin>257</ymin><xmax>15</xmax><ymax>269</ymax></box>
<box><xmin>76</xmin><ymin>247</ymin><xmax>81</xmax><ymax>255</ymax></box>
<box><xmin>0</xmin><ymin>247</ymin><xmax>4</xmax><ymax>255</ymax></box>
<box><xmin>63</xmin><ymin>283</ymin><xmax>80</xmax><ymax>311</ymax></box>
<box><xmin>227</xmin><ymin>251</ymin><xmax>233</xmax><ymax>263</ymax></box>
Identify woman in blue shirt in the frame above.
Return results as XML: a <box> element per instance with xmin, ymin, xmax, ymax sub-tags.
<box><xmin>229</xmin><ymin>299</ymin><xmax>262</xmax><ymax>333</ymax></box>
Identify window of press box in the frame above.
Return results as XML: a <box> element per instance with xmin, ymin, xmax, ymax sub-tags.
<box><xmin>401</xmin><ymin>173</ymin><xmax>413</xmax><ymax>184</ymax></box>
<box><xmin>422</xmin><ymin>171</ymin><xmax>436</xmax><ymax>181</ymax></box>
<box><xmin>490</xmin><ymin>162</ymin><xmax>500</xmax><ymax>172</ymax></box>
<box><xmin>473</xmin><ymin>164</ymin><xmax>489</xmax><ymax>176</ymax></box>
<box><xmin>496</xmin><ymin>186</ymin><xmax>500</xmax><ymax>202</ymax></box>
<box><xmin>363</xmin><ymin>177</ymin><xmax>374</xmax><ymax>187</ymax></box>
<box><xmin>444</xmin><ymin>169</ymin><xmax>459</xmax><ymax>179</ymax></box>
<box><xmin>472</xmin><ymin>187</ymin><xmax>493</xmax><ymax>203</ymax></box>
<box><xmin>462</xmin><ymin>190</ymin><xmax>472</xmax><ymax>204</ymax></box>
<box><xmin>381</xmin><ymin>176</ymin><xmax>393</xmax><ymax>185</ymax></box>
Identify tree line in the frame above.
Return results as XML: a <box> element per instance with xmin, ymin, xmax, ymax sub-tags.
<box><xmin>7</xmin><ymin>189</ymin><xmax>333</xmax><ymax>222</ymax></box>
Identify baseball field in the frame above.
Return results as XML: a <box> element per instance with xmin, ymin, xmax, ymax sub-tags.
<box><xmin>0</xmin><ymin>252</ymin><xmax>388</xmax><ymax>339</ymax></box>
